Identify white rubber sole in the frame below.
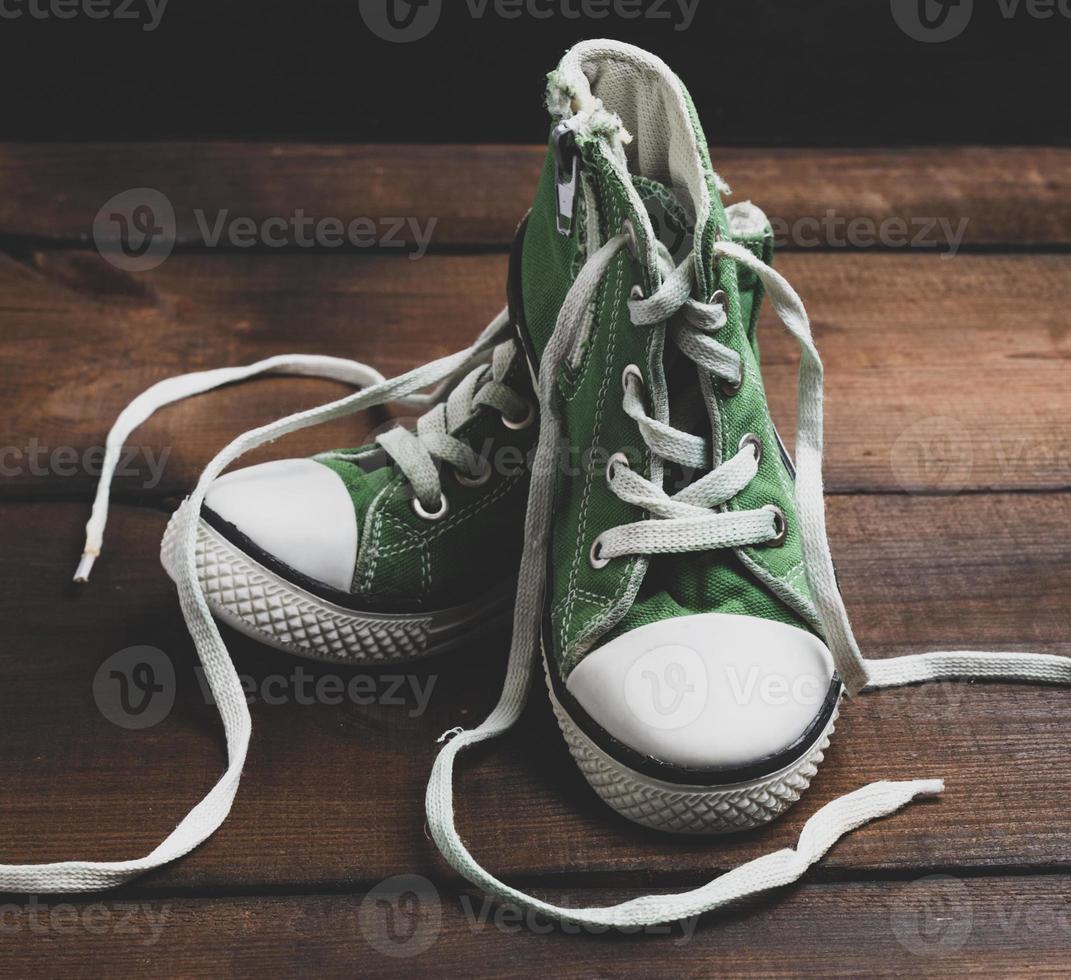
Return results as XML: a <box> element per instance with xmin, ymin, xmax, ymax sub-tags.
<box><xmin>160</xmin><ymin>507</ymin><xmax>513</xmax><ymax>665</ymax></box>
<box><xmin>546</xmin><ymin>663</ymin><xmax>839</xmax><ymax>835</ymax></box>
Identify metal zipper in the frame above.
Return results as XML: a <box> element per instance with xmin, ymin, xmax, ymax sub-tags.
<box><xmin>553</xmin><ymin>122</ymin><xmax>580</xmax><ymax>236</ymax></box>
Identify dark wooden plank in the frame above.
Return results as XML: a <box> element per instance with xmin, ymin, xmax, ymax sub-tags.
<box><xmin>2</xmin><ymin>250</ymin><xmax>1068</xmax><ymax>499</ymax></box>
<box><xmin>2</xmin><ymin>144</ymin><xmax>1068</xmax><ymax>248</ymax></box>
<box><xmin>0</xmin><ymin>2</ymin><xmax>1065</xmax><ymax>145</ymax></box>
<box><xmin>0</xmin><ymin>492</ymin><xmax>1067</xmax><ymax>892</ymax></box>
<box><xmin>2</xmin><ymin>876</ymin><xmax>1070</xmax><ymax>979</ymax></box>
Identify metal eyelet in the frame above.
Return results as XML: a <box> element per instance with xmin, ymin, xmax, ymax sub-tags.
<box><xmin>589</xmin><ymin>535</ymin><xmax>611</xmax><ymax>570</ymax></box>
<box><xmin>739</xmin><ymin>433</ymin><xmax>763</xmax><ymax>466</ymax></box>
<box><xmin>454</xmin><ymin>459</ymin><xmax>492</xmax><ymax>488</ymax></box>
<box><xmin>621</xmin><ymin>364</ymin><xmax>645</xmax><ymax>394</ymax></box>
<box><xmin>605</xmin><ymin>452</ymin><xmax>631</xmax><ymax>484</ymax></box>
<box><xmin>630</xmin><ymin>284</ymin><xmax>645</xmax><ymax>301</ymax></box>
<box><xmin>760</xmin><ymin>504</ymin><xmax>788</xmax><ymax>547</ymax></box>
<box><xmin>622</xmin><ymin>219</ymin><xmax>641</xmax><ymax>260</ymax></box>
<box><xmin>717</xmin><ymin>364</ymin><xmax>744</xmax><ymax>397</ymax></box>
<box><xmin>412</xmin><ymin>492</ymin><xmax>450</xmax><ymax>522</ymax></box>
<box><xmin>501</xmin><ymin>399</ymin><xmax>536</xmax><ymax>431</ymax></box>
<box><xmin>711</xmin><ymin>289</ymin><xmax>729</xmax><ymax>312</ymax></box>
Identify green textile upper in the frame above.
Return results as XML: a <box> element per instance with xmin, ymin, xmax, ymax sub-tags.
<box><xmin>421</xmin><ymin>41</ymin><xmax>1069</xmax><ymax>936</ymax></box>
<box><xmin>519</xmin><ymin>50</ymin><xmax>821</xmax><ymax>679</ymax></box>
<box><xmin>314</xmin><ymin>349</ymin><xmax>535</xmax><ymax>611</ymax></box>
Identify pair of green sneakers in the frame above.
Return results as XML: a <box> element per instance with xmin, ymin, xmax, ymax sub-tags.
<box><xmin>6</xmin><ymin>41</ymin><xmax>1067</xmax><ymax>925</ymax></box>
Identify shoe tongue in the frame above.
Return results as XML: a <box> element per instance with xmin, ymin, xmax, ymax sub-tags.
<box><xmin>633</xmin><ymin>175</ymin><xmax>696</xmax><ymax>267</ymax></box>
<box><xmin>549</xmin><ymin>41</ymin><xmax>727</xmax><ymax>295</ymax></box>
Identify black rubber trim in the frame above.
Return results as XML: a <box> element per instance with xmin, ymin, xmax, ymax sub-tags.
<box><xmin>508</xmin><ymin>212</ymin><xmax>541</xmax><ymax>383</ymax></box>
<box><xmin>545</xmin><ymin>614</ymin><xmax>843</xmax><ymax>787</ymax></box>
<box><xmin>201</xmin><ymin>258</ymin><xmax>535</xmax><ymax>619</ymax></box>
<box><xmin>513</xmin><ymin>206</ymin><xmax>842</xmax><ymax>784</ymax></box>
<box><xmin>202</xmin><ymin>506</ymin><xmax>424</xmax><ymax>616</ymax></box>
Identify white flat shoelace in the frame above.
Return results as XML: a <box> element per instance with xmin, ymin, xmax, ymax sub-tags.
<box><xmin>322</xmin><ymin>342</ymin><xmax>530</xmax><ymax>513</ymax></box>
<box><xmin>595</xmin><ymin>247</ymin><xmax>778</xmax><ymax>563</ymax></box>
<box><xmin>72</xmin><ymin>327</ymin><xmax>524</xmax><ymax>582</ymax></box>
<box><xmin>423</xmin><ymin>233</ymin><xmax>1071</xmax><ymax>928</ymax></box>
<box><xmin>1</xmin><ymin>310</ymin><xmax>513</xmax><ymax>893</ymax></box>
<box><xmin>5</xmin><ymin>235</ymin><xmax>1066</xmax><ymax>909</ymax></box>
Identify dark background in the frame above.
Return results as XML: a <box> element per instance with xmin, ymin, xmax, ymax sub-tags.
<box><xmin>0</xmin><ymin>0</ymin><xmax>1066</xmax><ymax>144</ymax></box>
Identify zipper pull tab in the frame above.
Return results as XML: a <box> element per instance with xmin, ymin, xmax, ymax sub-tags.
<box><xmin>553</xmin><ymin>122</ymin><xmax>580</xmax><ymax>237</ymax></box>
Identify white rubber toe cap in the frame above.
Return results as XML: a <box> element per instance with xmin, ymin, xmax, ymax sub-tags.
<box><xmin>204</xmin><ymin>458</ymin><xmax>358</xmax><ymax>592</ymax></box>
<box><xmin>565</xmin><ymin>613</ymin><xmax>835</xmax><ymax>771</ymax></box>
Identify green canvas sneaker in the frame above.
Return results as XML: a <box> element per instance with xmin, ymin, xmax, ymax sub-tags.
<box><xmin>498</xmin><ymin>43</ymin><xmax>841</xmax><ymax>836</ymax></box>
<box><xmin>0</xmin><ymin>308</ymin><xmax>536</xmax><ymax>894</ymax></box>
<box><xmin>75</xmin><ymin>318</ymin><xmax>535</xmax><ymax>665</ymax></box>
<box><xmin>7</xmin><ymin>38</ymin><xmax>1066</xmax><ymax>907</ymax></box>
<box><xmin>424</xmin><ymin>40</ymin><xmax>1070</xmax><ymax>929</ymax></box>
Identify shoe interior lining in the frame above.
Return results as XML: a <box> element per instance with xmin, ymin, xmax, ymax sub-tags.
<box><xmin>550</xmin><ymin>41</ymin><xmax>711</xmax><ymax>234</ymax></box>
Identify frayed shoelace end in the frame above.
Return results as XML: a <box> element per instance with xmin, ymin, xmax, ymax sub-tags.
<box><xmin>916</xmin><ymin>778</ymin><xmax>945</xmax><ymax>797</ymax></box>
<box><xmin>73</xmin><ymin>552</ymin><xmax>97</xmax><ymax>584</ymax></box>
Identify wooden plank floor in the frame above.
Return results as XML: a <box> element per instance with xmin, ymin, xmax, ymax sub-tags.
<box><xmin>1</xmin><ymin>145</ymin><xmax>1070</xmax><ymax>977</ymax></box>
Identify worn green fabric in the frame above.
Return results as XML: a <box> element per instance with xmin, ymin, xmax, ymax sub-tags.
<box><xmin>316</xmin><ymin>353</ymin><xmax>535</xmax><ymax>612</ymax></box>
<box><xmin>520</xmin><ymin>60</ymin><xmax>819</xmax><ymax>681</ymax></box>
<box><xmin>522</xmin><ymin>137</ymin><xmax>584</xmax><ymax>360</ymax></box>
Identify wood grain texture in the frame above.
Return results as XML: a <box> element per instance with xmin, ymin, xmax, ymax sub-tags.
<box><xmin>1</xmin><ymin>249</ymin><xmax>1068</xmax><ymax>499</ymax></box>
<box><xmin>0</xmin><ymin>494</ymin><xmax>1066</xmax><ymax>893</ymax></box>
<box><xmin>2</xmin><ymin>877</ymin><xmax>1069</xmax><ymax>979</ymax></box>
<box><xmin>2</xmin><ymin>138</ymin><xmax>1069</xmax><ymax>974</ymax></box>
<box><xmin>2</xmin><ymin>144</ymin><xmax>1068</xmax><ymax>248</ymax></box>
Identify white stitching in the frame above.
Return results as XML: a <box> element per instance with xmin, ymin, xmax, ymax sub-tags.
<box><xmin>372</xmin><ymin>475</ymin><xmax>523</xmax><ymax>557</ymax></box>
<box><xmin>560</xmin><ymin>242</ymin><xmax>624</xmax><ymax>651</ymax></box>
